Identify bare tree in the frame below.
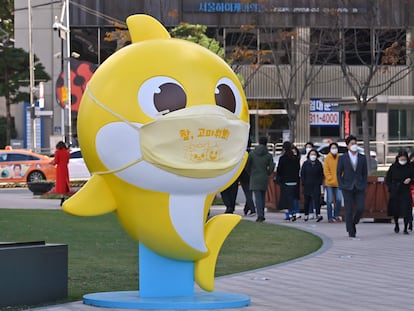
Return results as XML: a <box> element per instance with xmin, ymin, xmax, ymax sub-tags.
<box><xmin>333</xmin><ymin>0</ymin><xmax>414</xmax><ymax>172</ymax></box>
<box><xmin>224</xmin><ymin>25</ymin><xmax>336</xmax><ymax>143</ymax></box>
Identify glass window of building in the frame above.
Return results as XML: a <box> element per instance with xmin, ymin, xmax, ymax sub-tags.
<box><xmin>344</xmin><ymin>29</ymin><xmax>372</xmax><ymax>65</ymax></box>
<box><xmin>248</xmin><ymin>101</ymin><xmax>288</xmax><ymax>143</ymax></box>
<box><xmin>356</xmin><ymin>110</ymin><xmax>375</xmax><ymax>139</ymax></box>
<box><xmin>310</xmin><ymin>28</ymin><xmax>406</xmax><ymax>66</ymax></box>
<box><xmin>310</xmin><ymin>28</ymin><xmax>340</xmax><ymax>65</ymax></box>
<box><xmin>222</xmin><ymin>27</ymin><xmax>258</xmax><ymax>64</ymax></box>
<box><xmin>259</xmin><ymin>28</ymin><xmax>292</xmax><ymax>65</ymax></box>
<box><xmin>388</xmin><ymin>109</ymin><xmax>414</xmax><ymax>140</ymax></box>
<box><xmin>218</xmin><ymin>27</ymin><xmax>292</xmax><ymax>65</ymax></box>
<box><xmin>71</xmin><ymin>27</ymin><xmax>118</xmax><ymax>65</ymax></box>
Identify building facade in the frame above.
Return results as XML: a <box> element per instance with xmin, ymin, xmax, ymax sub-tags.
<box><xmin>12</xmin><ymin>0</ymin><xmax>414</xmax><ymax>158</ymax></box>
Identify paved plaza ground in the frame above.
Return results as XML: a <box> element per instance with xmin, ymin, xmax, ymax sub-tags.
<box><xmin>1</xmin><ymin>188</ymin><xmax>413</xmax><ymax>311</ymax></box>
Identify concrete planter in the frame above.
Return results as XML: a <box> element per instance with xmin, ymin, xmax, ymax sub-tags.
<box><xmin>27</xmin><ymin>181</ymin><xmax>55</xmax><ymax>195</ymax></box>
<box><xmin>0</xmin><ymin>241</ymin><xmax>68</xmax><ymax>308</ymax></box>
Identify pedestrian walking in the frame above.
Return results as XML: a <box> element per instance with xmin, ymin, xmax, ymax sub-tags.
<box><xmin>323</xmin><ymin>142</ymin><xmax>343</xmax><ymax>223</ymax></box>
<box><xmin>240</xmin><ymin>167</ymin><xmax>256</xmax><ymax>216</ymax></box>
<box><xmin>301</xmin><ymin>148</ymin><xmax>324</xmax><ymax>222</ymax></box>
<box><xmin>276</xmin><ymin>141</ymin><xmax>300</xmax><ymax>221</ymax></box>
<box><xmin>337</xmin><ymin>135</ymin><xmax>368</xmax><ymax>238</ymax></box>
<box><xmin>220</xmin><ymin>178</ymin><xmax>239</xmax><ymax>214</ymax></box>
<box><xmin>52</xmin><ymin>141</ymin><xmax>71</xmax><ymax>206</ymax></box>
<box><xmin>240</xmin><ymin>140</ymin><xmax>256</xmax><ymax>216</ymax></box>
<box><xmin>246</xmin><ymin>136</ymin><xmax>275</xmax><ymax>222</ymax></box>
<box><xmin>290</xmin><ymin>145</ymin><xmax>302</xmax><ymax>221</ymax></box>
<box><xmin>386</xmin><ymin>151</ymin><xmax>413</xmax><ymax>234</ymax></box>
<box><xmin>301</xmin><ymin>141</ymin><xmax>316</xmax><ymax>218</ymax></box>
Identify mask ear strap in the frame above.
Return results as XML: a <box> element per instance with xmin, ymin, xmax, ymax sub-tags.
<box><xmin>85</xmin><ymin>85</ymin><xmax>141</xmax><ymax>132</ymax></box>
<box><xmin>85</xmin><ymin>85</ymin><xmax>144</xmax><ymax>176</ymax></box>
<box><xmin>93</xmin><ymin>157</ymin><xmax>144</xmax><ymax>176</ymax></box>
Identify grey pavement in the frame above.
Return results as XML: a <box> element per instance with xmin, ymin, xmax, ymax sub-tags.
<box><xmin>0</xmin><ymin>188</ymin><xmax>63</xmax><ymax>210</ymax></box>
<box><xmin>1</xmin><ymin>189</ymin><xmax>414</xmax><ymax>310</ymax></box>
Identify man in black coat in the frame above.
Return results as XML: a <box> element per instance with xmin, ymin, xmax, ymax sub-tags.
<box><xmin>337</xmin><ymin>135</ymin><xmax>368</xmax><ymax>238</ymax></box>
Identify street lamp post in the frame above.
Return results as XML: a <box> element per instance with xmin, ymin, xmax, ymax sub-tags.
<box><xmin>53</xmin><ymin>0</ymin><xmax>71</xmax><ymax>146</ymax></box>
<box><xmin>28</xmin><ymin>0</ymin><xmax>36</xmax><ymax>151</ymax></box>
<box><xmin>65</xmin><ymin>0</ymin><xmax>72</xmax><ymax>146</ymax></box>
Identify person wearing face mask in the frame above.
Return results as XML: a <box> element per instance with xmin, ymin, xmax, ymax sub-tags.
<box><xmin>276</xmin><ymin>141</ymin><xmax>300</xmax><ymax>221</ymax></box>
<box><xmin>301</xmin><ymin>142</ymin><xmax>315</xmax><ymax>167</ymax></box>
<box><xmin>290</xmin><ymin>145</ymin><xmax>302</xmax><ymax>221</ymax></box>
<box><xmin>301</xmin><ymin>149</ymin><xmax>324</xmax><ymax>222</ymax></box>
<box><xmin>300</xmin><ymin>142</ymin><xmax>316</xmax><ymax>219</ymax></box>
<box><xmin>337</xmin><ymin>135</ymin><xmax>368</xmax><ymax>238</ymax></box>
<box><xmin>323</xmin><ymin>142</ymin><xmax>343</xmax><ymax>223</ymax></box>
<box><xmin>385</xmin><ymin>151</ymin><xmax>414</xmax><ymax>234</ymax></box>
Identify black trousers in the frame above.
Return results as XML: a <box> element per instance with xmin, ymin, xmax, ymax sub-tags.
<box><xmin>303</xmin><ymin>189</ymin><xmax>321</xmax><ymax>216</ymax></box>
<box><xmin>278</xmin><ymin>183</ymin><xmax>297</xmax><ymax>214</ymax></box>
<box><xmin>240</xmin><ymin>180</ymin><xmax>255</xmax><ymax>213</ymax></box>
<box><xmin>342</xmin><ymin>187</ymin><xmax>365</xmax><ymax>234</ymax></box>
<box><xmin>221</xmin><ymin>181</ymin><xmax>239</xmax><ymax>213</ymax></box>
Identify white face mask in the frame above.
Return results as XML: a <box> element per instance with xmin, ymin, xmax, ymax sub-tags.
<box><xmin>399</xmin><ymin>160</ymin><xmax>407</xmax><ymax>166</ymax></box>
<box><xmin>350</xmin><ymin>144</ymin><xmax>358</xmax><ymax>152</ymax></box>
<box><xmin>330</xmin><ymin>148</ymin><xmax>338</xmax><ymax>155</ymax></box>
<box><xmin>306</xmin><ymin>147</ymin><xmax>312</xmax><ymax>154</ymax></box>
<box><xmin>139</xmin><ymin>105</ymin><xmax>249</xmax><ymax>177</ymax></box>
<box><xmin>309</xmin><ymin>155</ymin><xmax>317</xmax><ymax>162</ymax></box>
<box><xmin>88</xmin><ymin>87</ymin><xmax>250</xmax><ymax>178</ymax></box>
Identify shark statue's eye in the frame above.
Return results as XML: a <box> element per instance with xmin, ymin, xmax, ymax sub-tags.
<box><xmin>215</xmin><ymin>77</ymin><xmax>242</xmax><ymax>116</ymax></box>
<box><xmin>138</xmin><ymin>76</ymin><xmax>187</xmax><ymax>117</ymax></box>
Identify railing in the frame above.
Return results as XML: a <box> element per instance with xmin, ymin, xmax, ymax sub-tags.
<box><xmin>368</xmin><ymin>140</ymin><xmax>414</xmax><ymax>165</ymax></box>
<box><xmin>252</xmin><ymin>140</ymin><xmax>414</xmax><ymax>166</ymax></box>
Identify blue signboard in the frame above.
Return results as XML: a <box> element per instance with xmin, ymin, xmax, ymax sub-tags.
<box><xmin>309</xmin><ymin>99</ymin><xmax>340</xmax><ymax>127</ymax></box>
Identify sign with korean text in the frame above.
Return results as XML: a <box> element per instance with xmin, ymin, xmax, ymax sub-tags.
<box><xmin>309</xmin><ymin>99</ymin><xmax>340</xmax><ymax>126</ymax></box>
<box><xmin>183</xmin><ymin>1</ymin><xmax>367</xmax><ymax>14</ymax></box>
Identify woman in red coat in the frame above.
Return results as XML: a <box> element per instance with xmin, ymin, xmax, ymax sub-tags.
<box><xmin>52</xmin><ymin>141</ymin><xmax>70</xmax><ymax>205</ymax></box>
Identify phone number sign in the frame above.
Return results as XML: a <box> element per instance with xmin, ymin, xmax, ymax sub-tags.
<box><xmin>309</xmin><ymin>99</ymin><xmax>340</xmax><ymax>126</ymax></box>
<box><xmin>310</xmin><ymin>112</ymin><xmax>339</xmax><ymax>126</ymax></box>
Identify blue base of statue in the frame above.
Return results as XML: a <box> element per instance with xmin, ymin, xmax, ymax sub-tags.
<box><xmin>139</xmin><ymin>243</ymin><xmax>194</xmax><ymax>297</ymax></box>
<box><xmin>83</xmin><ymin>243</ymin><xmax>250</xmax><ymax>309</ymax></box>
<box><xmin>83</xmin><ymin>291</ymin><xmax>250</xmax><ymax>309</ymax></box>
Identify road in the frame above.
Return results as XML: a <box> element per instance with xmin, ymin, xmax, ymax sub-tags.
<box><xmin>0</xmin><ymin>188</ymin><xmax>62</xmax><ymax>210</ymax></box>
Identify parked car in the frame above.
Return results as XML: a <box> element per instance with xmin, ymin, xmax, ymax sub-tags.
<box><xmin>68</xmin><ymin>148</ymin><xmax>90</xmax><ymax>180</ymax></box>
<box><xmin>0</xmin><ymin>148</ymin><xmax>56</xmax><ymax>183</ymax></box>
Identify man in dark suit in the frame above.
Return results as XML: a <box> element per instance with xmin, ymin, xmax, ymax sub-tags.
<box><xmin>337</xmin><ymin>135</ymin><xmax>368</xmax><ymax>238</ymax></box>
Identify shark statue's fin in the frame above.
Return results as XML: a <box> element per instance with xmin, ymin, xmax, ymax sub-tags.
<box><xmin>194</xmin><ymin>213</ymin><xmax>241</xmax><ymax>291</ymax></box>
<box><xmin>62</xmin><ymin>174</ymin><xmax>117</xmax><ymax>216</ymax></box>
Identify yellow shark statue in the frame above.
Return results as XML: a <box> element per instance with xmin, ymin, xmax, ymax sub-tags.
<box><xmin>63</xmin><ymin>14</ymin><xmax>250</xmax><ymax>294</ymax></box>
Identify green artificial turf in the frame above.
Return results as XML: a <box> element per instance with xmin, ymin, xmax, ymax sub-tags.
<box><xmin>0</xmin><ymin>209</ymin><xmax>322</xmax><ymax>309</ymax></box>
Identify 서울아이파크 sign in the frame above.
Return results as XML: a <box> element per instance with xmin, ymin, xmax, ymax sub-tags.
<box><xmin>183</xmin><ymin>1</ymin><xmax>367</xmax><ymax>14</ymax></box>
